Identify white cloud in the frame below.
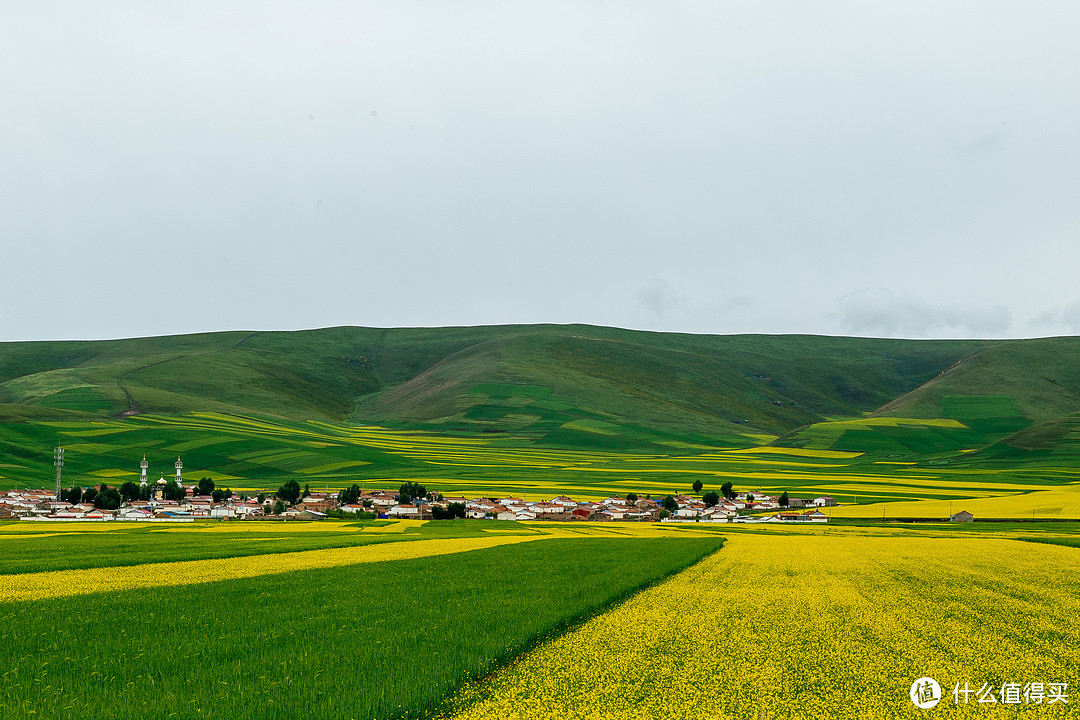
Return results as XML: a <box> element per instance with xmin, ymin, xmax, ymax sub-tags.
<box><xmin>838</xmin><ymin>289</ymin><xmax>1012</xmax><ymax>338</ymax></box>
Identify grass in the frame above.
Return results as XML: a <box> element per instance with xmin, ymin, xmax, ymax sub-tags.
<box><xmin>0</xmin><ymin>531</ymin><xmax>723</xmax><ymax>720</ymax></box>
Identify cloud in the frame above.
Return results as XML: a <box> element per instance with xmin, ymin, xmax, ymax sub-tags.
<box><xmin>1031</xmin><ymin>300</ymin><xmax>1080</xmax><ymax>334</ymax></box>
<box><xmin>838</xmin><ymin>289</ymin><xmax>1012</xmax><ymax>338</ymax></box>
<box><xmin>634</xmin><ymin>279</ymin><xmax>686</xmax><ymax>319</ymax></box>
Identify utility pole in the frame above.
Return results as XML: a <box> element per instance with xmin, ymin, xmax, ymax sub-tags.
<box><xmin>54</xmin><ymin>447</ymin><xmax>64</xmax><ymax>500</ymax></box>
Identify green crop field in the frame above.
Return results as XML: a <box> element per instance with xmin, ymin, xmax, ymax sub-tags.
<box><xmin>0</xmin><ymin>522</ymin><xmax>724</xmax><ymax>720</ymax></box>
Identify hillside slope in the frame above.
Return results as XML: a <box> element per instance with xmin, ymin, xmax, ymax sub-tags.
<box><xmin>0</xmin><ymin>326</ymin><xmax>986</xmax><ymax>442</ymax></box>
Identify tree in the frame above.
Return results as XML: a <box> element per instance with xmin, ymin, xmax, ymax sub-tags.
<box><xmin>662</xmin><ymin>495</ymin><xmax>678</xmax><ymax>513</ymax></box>
<box><xmin>212</xmin><ymin>489</ymin><xmax>225</xmax><ymax>503</ymax></box>
<box><xmin>276</xmin><ymin>479</ymin><xmax>301</xmax><ymax>505</ymax></box>
<box><xmin>273</xmin><ymin>499</ymin><xmax>286</xmax><ymax>515</ymax></box>
<box><xmin>163</xmin><ymin>483</ymin><xmax>186</xmax><ymax>502</ymax></box>
<box><xmin>432</xmin><ymin>502</ymin><xmax>466</xmax><ymax>520</ymax></box>
<box><xmin>746</xmin><ymin>492</ymin><xmax>755</xmax><ymax>505</ymax></box>
<box><xmin>257</xmin><ymin>492</ymin><xmax>267</xmax><ymax>504</ymax></box>
<box><xmin>626</xmin><ymin>492</ymin><xmax>639</xmax><ymax>504</ymax></box>
<box><xmin>658</xmin><ymin>509</ymin><xmax>670</xmax><ymax>520</ymax></box>
<box><xmin>399</xmin><ymin>482</ymin><xmax>427</xmax><ymax>502</ymax></box>
<box><xmin>721</xmin><ymin>482</ymin><xmax>735</xmax><ymax>500</ymax></box>
<box><xmin>339</xmin><ymin>484</ymin><xmax>362</xmax><ymax>506</ymax></box>
<box><xmin>198</xmin><ymin>477</ymin><xmax>215</xmax><ymax>497</ymax></box>
<box><xmin>779</xmin><ymin>491</ymin><xmax>789</xmax><ymax>508</ymax></box>
<box><xmin>303</xmin><ymin>483</ymin><xmax>311</xmax><ymax>499</ymax></box>
<box><xmin>702</xmin><ymin>491</ymin><xmax>720</xmax><ymax>508</ymax></box>
<box><xmin>692</xmin><ymin>479</ymin><xmax>704</xmax><ymax>495</ymax></box>
<box><xmin>119</xmin><ymin>481</ymin><xmax>140</xmax><ymax>503</ymax></box>
<box><xmin>94</xmin><ymin>487</ymin><xmax>122</xmax><ymax>510</ymax></box>
<box><xmin>61</xmin><ymin>486</ymin><xmax>83</xmax><ymax>504</ymax></box>
<box><xmin>82</xmin><ymin>487</ymin><xmax>99</xmax><ymax>505</ymax></box>
<box><xmin>138</xmin><ymin>484</ymin><xmax>152</xmax><ymax>502</ymax></box>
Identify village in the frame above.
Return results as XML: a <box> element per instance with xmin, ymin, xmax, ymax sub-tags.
<box><xmin>0</xmin><ymin>455</ymin><xmax>837</xmax><ymax>524</ymax></box>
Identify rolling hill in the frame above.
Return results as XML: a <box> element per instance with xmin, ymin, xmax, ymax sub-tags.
<box><xmin>2</xmin><ymin>325</ymin><xmax>1080</xmax><ymax>499</ymax></box>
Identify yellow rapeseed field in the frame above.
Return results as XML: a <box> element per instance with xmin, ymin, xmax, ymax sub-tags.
<box><xmin>829</xmin><ymin>484</ymin><xmax>1080</xmax><ymax>519</ymax></box>
<box><xmin>449</xmin><ymin>533</ymin><xmax>1080</xmax><ymax>719</ymax></box>
<box><xmin>0</xmin><ymin>534</ymin><xmax>545</xmax><ymax>603</ymax></box>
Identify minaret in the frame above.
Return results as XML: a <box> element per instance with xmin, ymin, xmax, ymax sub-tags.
<box><xmin>175</xmin><ymin>456</ymin><xmax>183</xmax><ymax>486</ymax></box>
<box><xmin>140</xmin><ymin>455</ymin><xmax>149</xmax><ymax>487</ymax></box>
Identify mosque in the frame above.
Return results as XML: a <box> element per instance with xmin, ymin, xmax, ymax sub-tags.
<box><xmin>138</xmin><ymin>455</ymin><xmax>184</xmax><ymax>499</ymax></box>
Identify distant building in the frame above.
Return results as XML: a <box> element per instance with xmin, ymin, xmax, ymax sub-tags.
<box><xmin>950</xmin><ymin>510</ymin><xmax>974</xmax><ymax>522</ymax></box>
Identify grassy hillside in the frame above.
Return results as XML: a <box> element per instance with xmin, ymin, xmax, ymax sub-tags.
<box><xmin>0</xmin><ymin>325</ymin><xmax>986</xmax><ymax>441</ymax></box>
<box><xmin>4</xmin><ymin>325</ymin><xmax>1080</xmax><ymax>505</ymax></box>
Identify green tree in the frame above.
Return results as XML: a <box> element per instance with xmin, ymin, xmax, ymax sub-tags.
<box><xmin>658</xmin><ymin>509</ymin><xmax>670</xmax><ymax>520</ymax></box>
<box><xmin>303</xmin><ymin>483</ymin><xmax>311</xmax><ymax>499</ymax></box>
<box><xmin>212</xmin><ymin>489</ymin><xmax>225</xmax><ymax>503</ymax></box>
<box><xmin>82</xmin><ymin>487</ymin><xmax>99</xmax><ymax>505</ymax></box>
<box><xmin>94</xmin><ymin>487</ymin><xmax>122</xmax><ymax>510</ymax></box>
<box><xmin>702</xmin><ymin>491</ymin><xmax>720</xmax><ymax>507</ymax></box>
<box><xmin>273</xmin><ymin>499</ymin><xmax>286</xmax><ymax>515</ymax></box>
<box><xmin>198</xmin><ymin>477</ymin><xmax>215</xmax><ymax>496</ymax></box>
<box><xmin>257</xmin><ymin>492</ymin><xmax>267</xmax><ymax>504</ymax></box>
<box><xmin>163</xmin><ymin>482</ymin><xmax>187</xmax><ymax>502</ymax></box>
<box><xmin>119</xmin><ymin>481</ymin><xmax>140</xmax><ymax>503</ymax></box>
<box><xmin>432</xmin><ymin>502</ymin><xmax>466</xmax><ymax>520</ymax></box>
<box><xmin>746</xmin><ymin>492</ymin><xmax>755</xmax><ymax>505</ymax></box>
<box><xmin>61</xmin><ymin>486</ymin><xmax>83</xmax><ymax>504</ymax></box>
<box><xmin>339</xmin><ymin>484</ymin><xmax>362</xmax><ymax>505</ymax></box>
<box><xmin>138</xmin><ymin>484</ymin><xmax>152</xmax><ymax>502</ymax></box>
<box><xmin>399</xmin><ymin>482</ymin><xmax>427</xmax><ymax>502</ymax></box>
<box><xmin>779</xmin><ymin>491</ymin><xmax>789</xmax><ymax>508</ymax></box>
<box><xmin>662</xmin><ymin>495</ymin><xmax>678</xmax><ymax>513</ymax></box>
<box><xmin>626</xmin><ymin>492</ymin><xmax>639</xmax><ymax>504</ymax></box>
<box><xmin>276</xmin><ymin>479</ymin><xmax>302</xmax><ymax>505</ymax></box>
<box><xmin>692</xmin><ymin>479</ymin><xmax>703</xmax><ymax>495</ymax></box>
<box><xmin>721</xmin><ymin>482</ymin><xmax>735</xmax><ymax>500</ymax></box>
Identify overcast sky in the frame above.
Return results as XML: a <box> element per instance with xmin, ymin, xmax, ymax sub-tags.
<box><xmin>2</xmin><ymin>1</ymin><xmax>1079</xmax><ymax>342</ymax></box>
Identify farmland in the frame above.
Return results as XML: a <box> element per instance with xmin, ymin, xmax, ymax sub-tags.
<box><xmin>3</xmin><ymin>326</ymin><xmax>1080</xmax><ymax>716</ymax></box>
<box><xmin>448</xmin><ymin>525</ymin><xmax>1080</xmax><ymax>719</ymax></box>
<box><xmin>4</xmin><ymin>411</ymin><xmax>1080</xmax><ymax>516</ymax></box>
<box><xmin>2</xmin><ymin>521</ymin><xmax>1076</xmax><ymax>719</ymax></box>
<box><xmin>0</xmin><ymin>521</ymin><xmax>725</xmax><ymax>720</ymax></box>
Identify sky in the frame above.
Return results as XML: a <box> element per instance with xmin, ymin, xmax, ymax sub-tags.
<box><xmin>2</xmin><ymin>0</ymin><xmax>1079</xmax><ymax>342</ymax></box>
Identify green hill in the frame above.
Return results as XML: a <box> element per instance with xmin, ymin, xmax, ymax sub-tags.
<box><xmin>0</xmin><ymin>325</ymin><xmax>985</xmax><ymax>439</ymax></box>
<box><xmin>3</xmin><ymin>325</ymin><xmax>1080</xmax><ymax>498</ymax></box>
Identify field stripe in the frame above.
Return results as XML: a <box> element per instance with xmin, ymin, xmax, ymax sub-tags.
<box><xmin>0</xmin><ymin>535</ymin><xmax>546</xmax><ymax>603</ymax></box>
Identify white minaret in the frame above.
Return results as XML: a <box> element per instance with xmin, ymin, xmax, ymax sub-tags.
<box><xmin>175</xmin><ymin>456</ymin><xmax>183</xmax><ymax>486</ymax></box>
<box><xmin>140</xmin><ymin>455</ymin><xmax>149</xmax><ymax>487</ymax></box>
